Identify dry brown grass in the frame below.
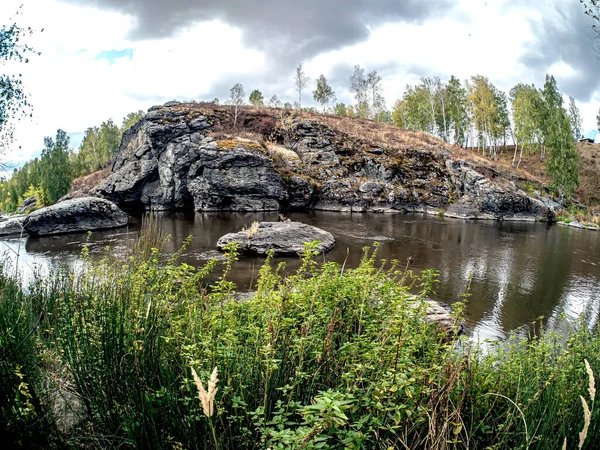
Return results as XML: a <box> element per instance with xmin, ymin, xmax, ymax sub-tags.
<box><xmin>246</xmin><ymin>221</ymin><xmax>260</xmax><ymax>239</ymax></box>
<box><xmin>70</xmin><ymin>168</ymin><xmax>110</xmax><ymax>193</ymax></box>
<box><xmin>147</xmin><ymin>103</ymin><xmax>548</xmax><ymax>187</ymax></box>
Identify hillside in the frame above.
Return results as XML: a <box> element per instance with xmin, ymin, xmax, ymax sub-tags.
<box><xmin>490</xmin><ymin>142</ymin><xmax>600</xmax><ymax>208</ymax></box>
<box><xmin>74</xmin><ymin>102</ymin><xmax>558</xmax><ymax>221</ymax></box>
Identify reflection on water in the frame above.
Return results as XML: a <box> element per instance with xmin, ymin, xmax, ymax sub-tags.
<box><xmin>2</xmin><ymin>211</ymin><xmax>600</xmax><ymax>340</ymax></box>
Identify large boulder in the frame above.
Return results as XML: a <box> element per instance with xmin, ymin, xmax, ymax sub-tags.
<box><xmin>0</xmin><ymin>215</ymin><xmax>27</xmax><ymax>237</ymax></box>
<box><xmin>217</xmin><ymin>221</ymin><xmax>335</xmax><ymax>255</ymax></box>
<box><xmin>24</xmin><ymin>197</ymin><xmax>128</xmax><ymax>237</ymax></box>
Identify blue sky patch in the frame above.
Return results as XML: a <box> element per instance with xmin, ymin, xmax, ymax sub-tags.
<box><xmin>95</xmin><ymin>49</ymin><xmax>134</xmax><ymax>64</ymax></box>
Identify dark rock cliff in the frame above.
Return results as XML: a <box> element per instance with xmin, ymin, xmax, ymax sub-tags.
<box><xmin>92</xmin><ymin>103</ymin><xmax>555</xmax><ymax>221</ymax></box>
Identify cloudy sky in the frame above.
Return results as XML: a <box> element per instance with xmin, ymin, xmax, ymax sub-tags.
<box><xmin>2</xmin><ymin>0</ymin><xmax>600</xmax><ymax>164</ymax></box>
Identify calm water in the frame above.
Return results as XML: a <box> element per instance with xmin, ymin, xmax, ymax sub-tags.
<box><xmin>2</xmin><ymin>211</ymin><xmax>600</xmax><ymax>341</ymax></box>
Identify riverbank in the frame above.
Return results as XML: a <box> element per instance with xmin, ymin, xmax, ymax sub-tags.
<box><xmin>1</xmin><ymin>221</ymin><xmax>599</xmax><ymax>449</ymax></box>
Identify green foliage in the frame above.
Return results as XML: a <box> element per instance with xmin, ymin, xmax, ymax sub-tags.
<box><xmin>0</xmin><ymin>264</ymin><xmax>53</xmax><ymax>447</ymax></box>
<box><xmin>510</xmin><ymin>83</ymin><xmax>544</xmax><ymax>156</ymax></box>
<box><xmin>568</xmin><ymin>97</ymin><xmax>583</xmax><ymax>139</ymax></box>
<box><xmin>0</xmin><ymin>9</ymin><xmax>39</xmax><ymax>148</ymax></box>
<box><xmin>249</xmin><ymin>90</ymin><xmax>264</xmax><ymax>108</ymax></box>
<box><xmin>39</xmin><ymin>130</ymin><xmax>72</xmax><ymax>205</ymax></box>
<box><xmin>446</xmin><ymin>75</ymin><xmax>469</xmax><ymax>146</ymax></box>
<box><xmin>542</xmin><ymin>75</ymin><xmax>580</xmax><ymax>199</ymax></box>
<box><xmin>71</xmin><ymin>120</ymin><xmax>120</xmax><ymax>177</ymax></box>
<box><xmin>313</xmin><ymin>75</ymin><xmax>336</xmax><ymax>112</ymax></box>
<box><xmin>1</xmin><ymin>230</ymin><xmax>600</xmax><ymax>448</ymax></box>
<box><xmin>333</xmin><ymin>103</ymin><xmax>348</xmax><ymax>116</ymax></box>
<box><xmin>122</xmin><ymin>110</ymin><xmax>144</xmax><ymax>131</ymax></box>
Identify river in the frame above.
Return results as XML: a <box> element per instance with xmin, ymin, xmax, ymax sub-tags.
<box><xmin>2</xmin><ymin>211</ymin><xmax>600</xmax><ymax>341</ymax></box>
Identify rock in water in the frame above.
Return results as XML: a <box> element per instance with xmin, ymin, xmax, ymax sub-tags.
<box><xmin>0</xmin><ymin>215</ymin><xmax>27</xmax><ymax>237</ymax></box>
<box><xmin>217</xmin><ymin>221</ymin><xmax>335</xmax><ymax>255</ymax></box>
<box><xmin>24</xmin><ymin>197</ymin><xmax>128</xmax><ymax>237</ymax></box>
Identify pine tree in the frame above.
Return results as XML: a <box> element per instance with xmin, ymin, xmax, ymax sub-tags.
<box><xmin>249</xmin><ymin>90</ymin><xmax>264</xmax><ymax>108</ymax></box>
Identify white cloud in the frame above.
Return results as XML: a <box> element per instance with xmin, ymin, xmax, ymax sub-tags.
<box><xmin>1</xmin><ymin>0</ymin><xmax>265</xmax><ymax>162</ymax></box>
<box><xmin>1</xmin><ymin>0</ymin><xmax>598</xmax><ymax>162</ymax></box>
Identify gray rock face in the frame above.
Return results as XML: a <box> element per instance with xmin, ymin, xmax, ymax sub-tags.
<box><xmin>17</xmin><ymin>196</ymin><xmax>37</xmax><ymax>214</ymax></box>
<box><xmin>217</xmin><ymin>221</ymin><xmax>335</xmax><ymax>255</ymax></box>
<box><xmin>24</xmin><ymin>197</ymin><xmax>128</xmax><ymax>237</ymax></box>
<box><xmin>0</xmin><ymin>216</ymin><xmax>27</xmax><ymax>237</ymax></box>
<box><xmin>187</xmin><ymin>147</ymin><xmax>287</xmax><ymax>211</ymax></box>
<box><xmin>94</xmin><ymin>108</ymin><xmax>288</xmax><ymax>212</ymax></box>
<box><xmin>444</xmin><ymin>160</ymin><xmax>553</xmax><ymax>221</ymax></box>
<box><xmin>90</xmin><ymin>105</ymin><xmax>558</xmax><ymax>221</ymax></box>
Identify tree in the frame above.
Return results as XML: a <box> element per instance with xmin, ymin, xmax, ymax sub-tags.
<box><xmin>248</xmin><ymin>90</ymin><xmax>264</xmax><ymax>109</ymax></box>
<box><xmin>568</xmin><ymin>96</ymin><xmax>583</xmax><ymax>139</ymax></box>
<box><xmin>367</xmin><ymin>70</ymin><xmax>386</xmax><ymax>121</ymax></box>
<box><xmin>545</xmin><ymin>108</ymin><xmax>579</xmax><ymax>200</ymax></box>
<box><xmin>446</xmin><ymin>76</ymin><xmax>468</xmax><ymax>146</ymax></box>
<box><xmin>540</xmin><ymin>75</ymin><xmax>564</xmax><ymax>161</ymax></box>
<box><xmin>228</xmin><ymin>83</ymin><xmax>245</xmax><ymax>127</ymax></box>
<box><xmin>510</xmin><ymin>83</ymin><xmax>543</xmax><ymax>168</ymax></box>
<box><xmin>349</xmin><ymin>65</ymin><xmax>369</xmax><ymax>118</ymax></box>
<box><xmin>267</xmin><ymin>95</ymin><xmax>282</xmax><ymax>108</ymax></box>
<box><xmin>40</xmin><ymin>130</ymin><xmax>72</xmax><ymax>204</ymax></box>
<box><xmin>392</xmin><ymin>99</ymin><xmax>409</xmax><ymax>128</ymax></box>
<box><xmin>312</xmin><ymin>75</ymin><xmax>336</xmax><ymax>112</ymax></box>
<box><xmin>539</xmin><ymin>75</ymin><xmax>580</xmax><ymax>199</ymax></box>
<box><xmin>582</xmin><ymin>0</ymin><xmax>600</xmax><ymax>54</ymax></box>
<box><xmin>212</xmin><ymin>97</ymin><xmax>219</xmax><ymax>105</ymax></box>
<box><xmin>333</xmin><ymin>103</ymin><xmax>348</xmax><ymax>116</ymax></box>
<box><xmin>0</xmin><ymin>8</ymin><xmax>39</xmax><ymax>149</ymax></box>
<box><xmin>294</xmin><ymin>63</ymin><xmax>310</xmax><ymax>108</ymax></box>
<box><xmin>122</xmin><ymin>110</ymin><xmax>144</xmax><ymax>132</ymax></box>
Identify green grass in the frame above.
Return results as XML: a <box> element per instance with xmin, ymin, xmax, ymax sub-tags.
<box><xmin>1</xmin><ymin>223</ymin><xmax>600</xmax><ymax>449</ymax></box>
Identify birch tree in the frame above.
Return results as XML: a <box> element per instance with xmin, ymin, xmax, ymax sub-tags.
<box><xmin>567</xmin><ymin>96</ymin><xmax>583</xmax><ymax>140</ymax></box>
<box><xmin>294</xmin><ymin>63</ymin><xmax>310</xmax><ymax>108</ymax></box>
<box><xmin>312</xmin><ymin>75</ymin><xmax>336</xmax><ymax>112</ymax></box>
<box><xmin>446</xmin><ymin>76</ymin><xmax>468</xmax><ymax>146</ymax></box>
<box><xmin>349</xmin><ymin>65</ymin><xmax>370</xmax><ymax>118</ymax></box>
<box><xmin>228</xmin><ymin>83</ymin><xmax>245</xmax><ymax>127</ymax></box>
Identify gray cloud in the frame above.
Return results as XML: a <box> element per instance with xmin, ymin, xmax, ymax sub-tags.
<box><xmin>517</xmin><ymin>0</ymin><xmax>600</xmax><ymax>101</ymax></box>
<box><xmin>63</xmin><ymin>0</ymin><xmax>452</xmax><ymax>66</ymax></box>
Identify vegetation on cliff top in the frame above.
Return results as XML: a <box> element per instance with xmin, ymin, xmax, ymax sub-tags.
<box><xmin>1</xmin><ymin>221</ymin><xmax>600</xmax><ymax>448</ymax></box>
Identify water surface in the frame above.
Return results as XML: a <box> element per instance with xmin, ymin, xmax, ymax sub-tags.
<box><xmin>3</xmin><ymin>211</ymin><xmax>600</xmax><ymax>341</ymax></box>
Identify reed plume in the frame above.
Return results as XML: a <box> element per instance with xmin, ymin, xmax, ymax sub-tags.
<box><xmin>191</xmin><ymin>366</ymin><xmax>219</xmax><ymax>418</ymax></box>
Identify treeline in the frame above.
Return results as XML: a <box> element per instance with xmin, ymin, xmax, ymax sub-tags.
<box><xmin>0</xmin><ymin>111</ymin><xmax>143</xmax><ymax>213</ymax></box>
<box><xmin>224</xmin><ymin>66</ymin><xmax>581</xmax><ymax>199</ymax></box>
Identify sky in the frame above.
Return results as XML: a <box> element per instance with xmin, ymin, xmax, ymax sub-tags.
<box><xmin>2</xmin><ymin>0</ymin><xmax>600</xmax><ymax>165</ymax></box>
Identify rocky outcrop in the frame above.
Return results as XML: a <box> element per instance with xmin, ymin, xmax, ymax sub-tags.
<box><xmin>17</xmin><ymin>196</ymin><xmax>37</xmax><ymax>214</ymax></box>
<box><xmin>444</xmin><ymin>160</ymin><xmax>553</xmax><ymax>221</ymax></box>
<box><xmin>0</xmin><ymin>215</ymin><xmax>27</xmax><ymax>237</ymax></box>
<box><xmin>90</xmin><ymin>103</ymin><xmax>556</xmax><ymax>221</ymax></box>
<box><xmin>24</xmin><ymin>197</ymin><xmax>128</xmax><ymax>237</ymax></box>
<box><xmin>217</xmin><ymin>221</ymin><xmax>335</xmax><ymax>255</ymax></box>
